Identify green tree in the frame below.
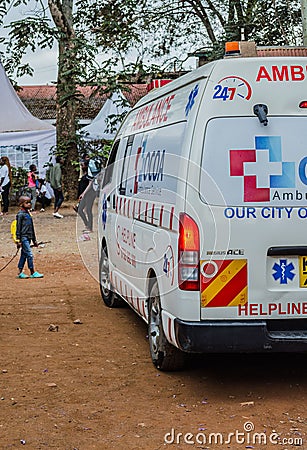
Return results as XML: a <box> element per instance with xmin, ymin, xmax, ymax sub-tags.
<box><xmin>0</xmin><ymin>0</ymin><xmax>146</xmax><ymax>198</ymax></box>
<box><xmin>145</xmin><ymin>0</ymin><xmax>303</xmax><ymax>63</ymax></box>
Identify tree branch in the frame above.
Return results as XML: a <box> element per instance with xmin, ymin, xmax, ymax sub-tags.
<box><xmin>233</xmin><ymin>0</ymin><xmax>244</xmax><ymax>23</ymax></box>
<box><xmin>185</xmin><ymin>0</ymin><xmax>218</xmax><ymax>43</ymax></box>
<box><xmin>205</xmin><ymin>0</ymin><xmax>226</xmax><ymax>28</ymax></box>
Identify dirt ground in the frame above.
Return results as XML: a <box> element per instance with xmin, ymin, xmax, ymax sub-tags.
<box><xmin>0</xmin><ymin>203</ymin><xmax>306</xmax><ymax>450</ymax></box>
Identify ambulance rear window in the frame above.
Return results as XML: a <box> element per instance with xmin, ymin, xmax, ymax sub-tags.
<box><xmin>200</xmin><ymin>117</ymin><xmax>307</xmax><ymax>207</ymax></box>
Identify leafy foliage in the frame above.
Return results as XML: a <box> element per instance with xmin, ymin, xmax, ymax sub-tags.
<box><xmin>10</xmin><ymin>166</ymin><xmax>29</xmax><ymax>204</ymax></box>
<box><xmin>11</xmin><ymin>166</ymin><xmax>28</xmax><ymax>191</ymax></box>
<box><xmin>0</xmin><ymin>0</ymin><xmax>304</xmax><ymax>79</ymax></box>
<box><xmin>145</xmin><ymin>0</ymin><xmax>303</xmax><ymax>63</ymax></box>
<box><xmin>252</xmin><ymin>1</ymin><xmax>302</xmax><ymax>46</ymax></box>
<box><xmin>75</xmin><ymin>0</ymin><xmax>145</xmax><ymax>54</ymax></box>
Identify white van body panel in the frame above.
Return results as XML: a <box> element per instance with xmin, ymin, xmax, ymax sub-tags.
<box><xmin>99</xmin><ymin>56</ymin><xmax>307</xmax><ymax>356</ymax></box>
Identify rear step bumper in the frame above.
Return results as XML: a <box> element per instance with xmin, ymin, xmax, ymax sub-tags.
<box><xmin>174</xmin><ymin>319</ymin><xmax>307</xmax><ymax>353</ymax></box>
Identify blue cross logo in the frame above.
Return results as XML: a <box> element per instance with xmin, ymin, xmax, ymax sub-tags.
<box><xmin>255</xmin><ymin>136</ymin><xmax>295</xmax><ymax>189</ymax></box>
<box><xmin>185</xmin><ymin>84</ymin><xmax>199</xmax><ymax>116</ymax></box>
<box><xmin>272</xmin><ymin>259</ymin><xmax>295</xmax><ymax>284</ymax></box>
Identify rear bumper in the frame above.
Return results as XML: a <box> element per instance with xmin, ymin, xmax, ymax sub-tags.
<box><xmin>174</xmin><ymin>319</ymin><xmax>307</xmax><ymax>353</ymax></box>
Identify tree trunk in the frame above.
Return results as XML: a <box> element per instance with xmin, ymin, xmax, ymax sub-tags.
<box><xmin>49</xmin><ymin>0</ymin><xmax>79</xmax><ymax>200</ymax></box>
<box><xmin>56</xmin><ymin>36</ymin><xmax>79</xmax><ymax>200</ymax></box>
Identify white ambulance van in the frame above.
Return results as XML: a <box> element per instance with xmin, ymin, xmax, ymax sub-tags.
<box><xmin>98</xmin><ymin>49</ymin><xmax>307</xmax><ymax>370</ymax></box>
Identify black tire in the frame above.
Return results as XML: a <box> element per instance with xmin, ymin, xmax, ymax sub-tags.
<box><xmin>99</xmin><ymin>246</ymin><xmax>123</xmax><ymax>307</ymax></box>
<box><xmin>148</xmin><ymin>280</ymin><xmax>185</xmax><ymax>371</ymax></box>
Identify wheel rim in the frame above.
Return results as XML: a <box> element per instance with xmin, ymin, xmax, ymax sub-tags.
<box><xmin>100</xmin><ymin>252</ymin><xmax>111</xmax><ymax>297</ymax></box>
<box><xmin>149</xmin><ymin>295</ymin><xmax>161</xmax><ymax>357</ymax></box>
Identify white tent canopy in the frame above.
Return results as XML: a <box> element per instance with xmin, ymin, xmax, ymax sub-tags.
<box><xmin>80</xmin><ymin>91</ymin><xmax>131</xmax><ymax>141</ymax></box>
<box><xmin>0</xmin><ymin>61</ymin><xmax>56</xmax><ymax>176</ymax></box>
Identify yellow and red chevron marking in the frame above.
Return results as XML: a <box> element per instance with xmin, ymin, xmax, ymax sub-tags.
<box><xmin>200</xmin><ymin>259</ymin><xmax>247</xmax><ymax>308</ymax></box>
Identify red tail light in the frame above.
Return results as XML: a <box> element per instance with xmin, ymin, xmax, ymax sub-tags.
<box><xmin>178</xmin><ymin>213</ymin><xmax>200</xmax><ymax>291</ymax></box>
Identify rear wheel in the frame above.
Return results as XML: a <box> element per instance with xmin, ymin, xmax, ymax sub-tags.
<box><xmin>148</xmin><ymin>280</ymin><xmax>185</xmax><ymax>371</ymax></box>
<box><xmin>99</xmin><ymin>246</ymin><xmax>123</xmax><ymax>307</ymax></box>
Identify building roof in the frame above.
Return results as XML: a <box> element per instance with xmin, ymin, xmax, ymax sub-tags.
<box><xmin>256</xmin><ymin>46</ymin><xmax>307</xmax><ymax>57</ymax></box>
<box><xmin>17</xmin><ymin>84</ymin><xmax>148</xmax><ymax>121</ymax></box>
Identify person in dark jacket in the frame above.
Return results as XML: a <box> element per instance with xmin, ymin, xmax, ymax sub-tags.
<box><xmin>16</xmin><ymin>196</ymin><xmax>44</xmax><ymax>279</ymax></box>
<box><xmin>49</xmin><ymin>156</ymin><xmax>64</xmax><ymax>219</ymax></box>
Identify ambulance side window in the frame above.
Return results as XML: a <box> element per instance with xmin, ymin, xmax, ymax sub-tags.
<box><xmin>119</xmin><ymin>135</ymin><xmax>134</xmax><ymax>195</ymax></box>
<box><xmin>103</xmin><ymin>140</ymin><xmax>119</xmax><ymax>186</ymax></box>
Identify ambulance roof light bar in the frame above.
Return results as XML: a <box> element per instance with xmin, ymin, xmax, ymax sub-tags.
<box><xmin>224</xmin><ymin>41</ymin><xmax>257</xmax><ymax>58</ymax></box>
<box><xmin>224</xmin><ymin>41</ymin><xmax>241</xmax><ymax>58</ymax></box>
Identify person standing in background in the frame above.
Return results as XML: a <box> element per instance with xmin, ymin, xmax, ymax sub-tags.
<box><xmin>77</xmin><ymin>176</ymin><xmax>99</xmax><ymax>233</ymax></box>
<box><xmin>49</xmin><ymin>156</ymin><xmax>64</xmax><ymax>219</ymax></box>
<box><xmin>27</xmin><ymin>164</ymin><xmax>37</xmax><ymax>211</ymax></box>
<box><xmin>77</xmin><ymin>159</ymin><xmax>90</xmax><ymax>198</ymax></box>
<box><xmin>81</xmin><ymin>153</ymin><xmax>101</xmax><ymax>178</ymax></box>
<box><xmin>0</xmin><ymin>156</ymin><xmax>12</xmax><ymax>215</ymax></box>
<box><xmin>36</xmin><ymin>178</ymin><xmax>52</xmax><ymax>211</ymax></box>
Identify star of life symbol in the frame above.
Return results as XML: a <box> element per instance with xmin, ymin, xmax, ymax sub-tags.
<box><xmin>272</xmin><ymin>259</ymin><xmax>296</xmax><ymax>284</ymax></box>
<box><xmin>229</xmin><ymin>136</ymin><xmax>295</xmax><ymax>202</ymax></box>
